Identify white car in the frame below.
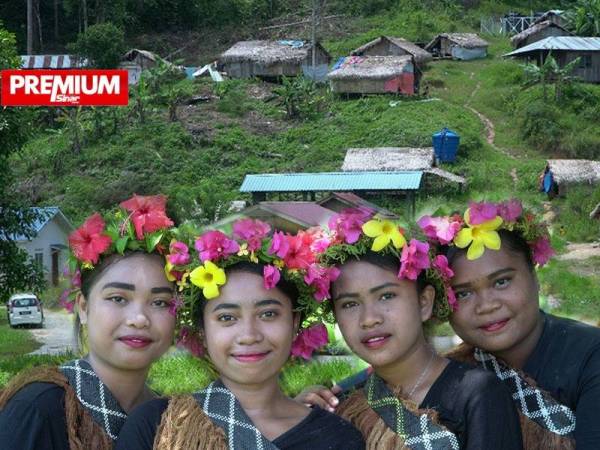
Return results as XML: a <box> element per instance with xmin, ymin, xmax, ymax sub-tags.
<box><xmin>7</xmin><ymin>293</ymin><xmax>44</xmax><ymax>328</ymax></box>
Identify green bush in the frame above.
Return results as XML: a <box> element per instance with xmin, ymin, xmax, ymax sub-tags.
<box><xmin>519</xmin><ymin>99</ymin><xmax>563</xmax><ymax>152</ymax></box>
<box><xmin>564</xmin><ymin>127</ymin><xmax>600</xmax><ymax>159</ymax></box>
<box><xmin>67</xmin><ymin>22</ymin><xmax>125</xmax><ymax>69</ymax></box>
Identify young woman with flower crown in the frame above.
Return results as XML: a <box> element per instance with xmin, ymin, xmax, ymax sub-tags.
<box><xmin>297</xmin><ymin>209</ymin><xmax>523</xmax><ymax>449</ymax></box>
<box><xmin>115</xmin><ymin>219</ymin><xmax>364</xmax><ymax>450</ymax></box>
<box><xmin>416</xmin><ymin>199</ymin><xmax>600</xmax><ymax>450</ymax></box>
<box><xmin>0</xmin><ymin>195</ymin><xmax>178</xmax><ymax>450</ymax></box>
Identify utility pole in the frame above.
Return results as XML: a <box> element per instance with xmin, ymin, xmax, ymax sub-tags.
<box><xmin>27</xmin><ymin>0</ymin><xmax>33</xmax><ymax>53</ymax></box>
<box><xmin>310</xmin><ymin>0</ymin><xmax>326</xmax><ymax>80</ymax></box>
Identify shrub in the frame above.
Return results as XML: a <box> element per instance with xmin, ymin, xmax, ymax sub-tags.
<box><xmin>67</xmin><ymin>22</ymin><xmax>125</xmax><ymax>69</ymax></box>
<box><xmin>519</xmin><ymin>99</ymin><xmax>563</xmax><ymax>152</ymax></box>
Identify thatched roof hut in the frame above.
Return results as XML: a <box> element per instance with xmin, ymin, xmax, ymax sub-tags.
<box><xmin>425</xmin><ymin>33</ymin><xmax>489</xmax><ymax>60</ymax></box>
<box><xmin>350</xmin><ymin>36</ymin><xmax>432</xmax><ymax>65</ymax></box>
<box><xmin>540</xmin><ymin>159</ymin><xmax>600</xmax><ymax>197</ymax></box>
<box><xmin>328</xmin><ymin>55</ymin><xmax>420</xmax><ymax>95</ymax></box>
<box><xmin>341</xmin><ymin>147</ymin><xmax>466</xmax><ymax>187</ymax></box>
<box><xmin>119</xmin><ymin>49</ymin><xmax>164</xmax><ymax>85</ymax></box>
<box><xmin>511</xmin><ymin>21</ymin><xmax>572</xmax><ymax>49</ymax></box>
<box><xmin>219</xmin><ymin>40</ymin><xmax>331</xmax><ymax>81</ymax></box>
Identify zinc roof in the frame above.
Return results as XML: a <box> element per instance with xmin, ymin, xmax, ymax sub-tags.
<box><xmin>505</xmin><ymin>36</ymin><xmax>600</xmax><ymax>56</ymax></box>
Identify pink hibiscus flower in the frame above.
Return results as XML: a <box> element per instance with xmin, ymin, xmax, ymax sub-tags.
<box><xmin>530</xmin><ymin>236</ymin><xmax>555</xmax><ymax>267</ymax></box>
<box><xmin>398</xmin><ymin>239</ymin><xmax>431</xmax><ymax>280</ymax></box>
<box><xmin>432</xmin><ymin>255</ymin><xmax>454</xmax><ymax>280</ymax></box>
<box><xmin>168</xmin><ymin>241</ymin><xmax>190</xmax><ymax>266</ymax></box>
<box><xmin>497</xmin><ymin>199</ymin><xmax>523</xmax><ymax>223</ymax></box>
<box><xmin>304</xmin><ymin>264</ymin><xmax>341</xmax><ymax>302</ymax></box>
<box><xmin>328</xmin><ymin>207</ymin><xmax>373</xmax><ymax>244</ymax></box>
<box><xmin>268</xmin><ymin>231</ymin><xmax>290</xmax><ymax>259</ymax></box>
<box><xmin>283</xmin><ymin>232</ymin><xmax>316</xmax><ymax>270</ymax></box>
<box><xmin>291</xmin><ymin>323</ymin><xmax>329</xmax><ymax>360</ymax></box>
<box><xmin>468</xmin><ymin>201</ymin><xmax>498</xmax><ymax>225</ymax></box>
<box><xmin>195</xmin><ymin>230</ymin><xmax>239</xmax><ymax>262</ymax></box>
<box><xmin>232</xmin><ymin>218</ymin><xmax>271</xmax><ymax>251</ymax></box>
<box><xmin>417</xmin><ymin>215</ymin><xmax>462</xmax><ymax>245</ymax></box>
<box><xmin>263</xmin><ymin>265</ymin><xmax>281</xmax><ymax>290</ymax></box>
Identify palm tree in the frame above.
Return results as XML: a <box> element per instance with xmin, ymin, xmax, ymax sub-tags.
<box><xmin>522</xmin><ymin>53</ymin><xmax>581</xmax><ymax>102</ymax></box>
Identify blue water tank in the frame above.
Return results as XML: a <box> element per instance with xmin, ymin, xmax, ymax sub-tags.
<box><xmin>432</xmin><ymin>128</ymin><xmax>460</xmax><ymax>163</ymax></box>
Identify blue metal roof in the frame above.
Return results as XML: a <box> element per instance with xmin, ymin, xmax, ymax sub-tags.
<box><xmin>240</xmin><ymin>171</ymin><xmax>423</xmax><ymax>192</ymax></box>
<box><xmin>9</xmin><ymin>207</ymin><xmax>72</xmax><ymax>241</ymax></box>
<box><xmin>505</xmin><ymin>36</ymin><xmax>600</xmax><ymax>57</ymax></box>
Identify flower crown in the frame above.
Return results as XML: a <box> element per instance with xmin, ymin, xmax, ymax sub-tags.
<box><xmin>319</xmin><ymin>208</ymin><xmax>457</xmax><ymax>320</ymax></box>
<box><xmin>166</xmin><ymin>218</ymin><xmax>335</xmax><ymax>359</ymax></box>
<box><xmin>60</xmin><ymin>194</ymin><xmax>175</xmax><ymax>312</ymax></box>
<box><xmin>417</xmin><ymin>199</ymin><xmax>554</xmax><ymax>266</ymax></box>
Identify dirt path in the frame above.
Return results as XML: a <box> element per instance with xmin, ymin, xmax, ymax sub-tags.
<box><xmin>29</xmin><ymin>309</ymin><xmax>76</xmax><ymax>355</ymax></box>
<box><xmin>558</xmin><ymin>242</ymin><xmax>600</xmax><ymax>261</ymax></box>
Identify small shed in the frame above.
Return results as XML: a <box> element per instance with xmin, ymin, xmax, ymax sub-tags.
<box><xmin>540</xmin><ymin>159</ymin><xmax>600</xmax><ymax>197</ymax></box>
<box><xmin>20</xmin><ymin>54</ymin><xmax>86</xmax><ymax>69</ymax></box>
<box><xmin>425</xmin><ymin>33</ymin><xmax>489</xmax><ymax>60</ymax></box>
<box><xmin>504</xmin><ymin>37</ymin><xmax>600</xmax><ymax>83</ymax></box>
<box><xmin>511</xmin><ymin>21</ymin><xmax>573</xmax><ymax>49</ymax></box>
<box><xmin>341</xmin><ymin>147</ymin><xmax>466</xmax><ymax>188</ymax></box>
<box><xmin>119</xmin><ymin>49</ymin><xmax>162</xmax><ymax>85</ymax></box>
<box><xmin>328</xmin><ymin>56</ymin><xmax>420</xmax><ymax>95</ymax></box>
<box><xmin>351</xmin><ymin>36</ymin><xmax>432</xmax><ymax>65</ymax></box>
<box><xmin>219</xmin><ymin>40</ymin><xmax>331</xmax><ymax>81</ymax></box>
<box><xmin>240</xmin><ymin>171</ymin><xmax>423</xmax><ymax>216</ymax></box>
<box><xmin>12</xmin><ymin>207</ymin><xmax>73</xmax><ymax>286</ymax></box>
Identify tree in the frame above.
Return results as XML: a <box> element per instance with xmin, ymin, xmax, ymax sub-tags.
<box><xmin>567</xmin><ymin>0</ymin><xmax>600</xmax><ymax>36</ymax></box>
<box><xmin>67</xmin><ymin>22</ymin><xmax>125</xmax><ymax>68</ymax></box>
<box><xmin>521</xmin><ymin>53</ymin><xmax>580</xmax><ymax>102</ymax></box>
<box><xmin>0</xmin><ymin>25</ymin><xmax>46</xmax><ymax>302</ymax></box>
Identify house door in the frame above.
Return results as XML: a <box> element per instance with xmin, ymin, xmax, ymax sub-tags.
<box><xmin>51</xmin><ymin>249</ymin><xmax>60</xmax><ymax>286</ymax></box>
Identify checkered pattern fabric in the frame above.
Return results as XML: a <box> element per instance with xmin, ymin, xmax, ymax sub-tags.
<box><xmin>59</xmin><ymin>359</ymin><xmax>127</xmax><ymax>441</ymax></box>
<box><xmin>365</xmin><ymin>374</ymin><xmax>460</xmax><ymax>450</ymax></box>
<box><xmin>193</xmin><ymin>380</ymin><xmax>280</xmax><ymax>450</ymax></box>
<box><xmin>474</xmin><ymin>348</ymin><xmax>576</xmax><ymax>437</ymax></box>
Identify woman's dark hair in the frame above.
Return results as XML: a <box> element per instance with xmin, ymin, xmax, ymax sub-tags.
<box><xmin>75</xmin><ymin>251</ymin><xmax>169</xmax><ymax>352</ymax></box>
<box><xmin>193</xmin><ymin>261</ymin><xmax>300</xmax><ymax>329</ymax></box>
<box><xmin>445</xmin><ymin>229</ymin><xmax>535</xmax><ymax>271</ymax></box>
<box><xmin>334</xmin><ymin>251</ymin><xmax>428</xmax><ymax>295</ymax></box>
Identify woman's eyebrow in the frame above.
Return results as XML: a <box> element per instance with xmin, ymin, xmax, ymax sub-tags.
<box><xmin>151</xmin><ymin>287</ymin><xmax>174</xmax><ymax>294</ymax></box>
<box><xmin>102</xmin><ymin>282</ymin><xmax>135</xmax><ymax>291</ymax></box>
<box><xmin>452</xmin><ymin>268</ymin><xmax>516</xmax><ymax>289</ymax></box>
<box><xmin>332</xmin><ymin>292</ymin><xmax>359</xmax><ymax>302</ymax></box>
<box><xmin>255</xmin><ymin>299</ymin><xmax>283</xmax><ymax>307</ymax></box>
<box><xmin>369</xmin><ymin>282</ymin><xmax>400</xmax><ymax>294</ymax></box>
<box><xmin>211</xmin><ymin>302</ymin><xmax>240</xmax><ymax>312</ymax></box>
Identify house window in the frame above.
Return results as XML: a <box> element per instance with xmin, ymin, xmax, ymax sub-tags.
<box><xmin>579</xmin><ymin>55</ymin><xmax>592</xmax><ymax>69</ymax></box>
<box><xmin>34</xmin><ymin>250</ymin><xmax>43</xmax><ymax>270</ymax></box>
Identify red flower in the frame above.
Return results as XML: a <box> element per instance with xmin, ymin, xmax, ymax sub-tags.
<box><xmin>120</xmin><ymin>194</ymin><xmax>174</xmax><ymax>240</ymax></box>
<box><xmin>283</xmin><ymin>232</ymin><xmax>316</xmax><ymax>270</ymax></box>
<box><xmin>68</xmin><ymin>213</ymin><xmax>112</xmax><ymax>264</ymax></box>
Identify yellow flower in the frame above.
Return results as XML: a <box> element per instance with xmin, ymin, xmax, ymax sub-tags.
<box><xmin>454</xmin><ymin>209</ymin><xmax>503</xmax><ymax>260</ymax></box>
<box><xmin>249</xmin><ymin>251</ymin><xmax>259</xmax><ymax>263</ymax></box>
<box><xmin>177</xmin><ymin>271</ymin><xmax>190</xmax><ymax>291</ymax></box>
<box><xmin>237</xmin><ymin>243</ymin><xmax>249</xmax><ymax>257</ymax></box>
<box><xmin>273</xmin><ymin>259</ymin><xmax>285</xmax><ymax>269</ymax></box>
<box><xmin>164</xmin><ymin>260</ymin><xmax>177</xmax><ymax>282</ymax></box>
<box><xmin>190</xmin><ymin>261</ymin><xmax>227</xmax><ymax>299</ymax></box>
<box><xmin>362</xmin><ymin>218</ymin><xmax>406</xmax><ymax>252</ymax></box>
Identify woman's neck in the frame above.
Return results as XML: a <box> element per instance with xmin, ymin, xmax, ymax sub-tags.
<box><xmin>375</xmin><ymin>338</ymin><xmax>447</xmax><ymax>403</ymax></box>
<box><xmin>220</xmin><ymin>376</ymin><xmax>290</xmax><ymax>416</ymax></box>
<box><xmin>493</xmin><ymin>311</ymin><xmax>545</xmax><ymax>369</ymax></box>
<box><xmin>86</xmin><ymin>354</ymin><xmax>151</xmax><ymax>413</ymax></box>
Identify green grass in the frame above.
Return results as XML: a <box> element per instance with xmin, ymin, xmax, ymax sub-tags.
<box><xmin>0</xmin><ymin>307</ymin><xmax>42</xmax><ymax>357</ymax></box>
<box><xmin>538</xmin><ymin>259</ymin><xmax>600</xmax><ymax>321</ymax></box>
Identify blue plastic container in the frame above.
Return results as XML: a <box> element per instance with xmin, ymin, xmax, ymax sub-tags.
<box><xmin>432</xmin><ymin>128</ymin><xmax>460</xmax><ymax>163</ymax></box>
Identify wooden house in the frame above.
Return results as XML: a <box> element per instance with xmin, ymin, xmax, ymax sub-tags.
<box><xmin>511</xmin><ymin>20</ymin><xmax>572</xmax><ymax>49</ymax></box>
<box><xmin>425</xmin><ymin>33</ymin><xmax>489</xmax><ymax>60</ymax></box>
<box><xmin>505</xmin><ymin>37</ymin><xmax>600</xmax><ymax>83</ymax></box>
<box><xmin>327</xmin><ymin>55</ymin><xmax>420</xmax><ymax>95</ymax></box>
<box><xmin>350</xmin><ymin>36</ymin><xmax>432</xmax><ymax>65</ymax></box>
<box><xmin>219</xmin><ymin>40</ymin><xmax>331</xmax><ymax>81</ymax></box>
<box><xmin>119</xmin><ymin>49</ymin><xmax>165</xmax><ymax>85</ymax></box>
<box><xmin>20</xmin><ymin>54</ymin><xmax>86</xmax><ymax>69</ymax></box>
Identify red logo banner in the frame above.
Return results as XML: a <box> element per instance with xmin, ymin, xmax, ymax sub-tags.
<box><xmin>0</xmin><ymin>69</ymin><xmax>129</xmax><ymax>106</ymax></box>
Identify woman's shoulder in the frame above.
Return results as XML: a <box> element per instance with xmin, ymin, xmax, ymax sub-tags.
<box><xmin>3</xmin><ymin>382</ymin><xmax>66</xmax><ymax>416</ymax></box>
<box><xmin>274</xmin><ymin>406</ymin><xmax>365</xmax><ymax>449</ymax></box>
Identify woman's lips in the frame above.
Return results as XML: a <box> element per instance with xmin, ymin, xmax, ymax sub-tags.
<box><xmin>232</xmin><ymin>352</ymin><xmax>270</xmax><ymax>362</ymax></box>
<box><xmin>361</xmin><ymin>334</ymin><xmax>391</xmax><ymax>349</ymax></box>
<box><xmin>479</xmin><ymin>319</ymin><xmax>509</xmax><ymax>333</ymax></box>
<box><xmin>119</xmin><ymin>336</ymin><xmax>152</xmax><ymax>348</ymax></box>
